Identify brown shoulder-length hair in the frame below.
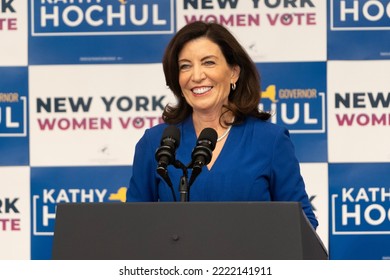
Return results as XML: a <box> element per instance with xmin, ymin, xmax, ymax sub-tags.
<box><xmin>162</xmin><ymin>21</ymin><xmax>271</xmax><ymax>125</ymax></box>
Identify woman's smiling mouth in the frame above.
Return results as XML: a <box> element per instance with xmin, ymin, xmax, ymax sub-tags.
<box><xmin>192</xmin><ymin>86</ymin><xmax>213</xmax><ymax>95</ymax></box>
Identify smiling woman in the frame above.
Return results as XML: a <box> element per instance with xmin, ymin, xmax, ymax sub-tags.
<box><xmin>177</xmin><ymin>37</ymin><xmax>240</xmax><ymax>122</ymax></box>
<box><xmin>126</xmin><ymin>21</ymin><xmax>319</xmax><ymax>230</ymax></box>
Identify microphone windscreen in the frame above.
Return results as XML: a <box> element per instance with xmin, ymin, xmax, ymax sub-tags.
<box><xmin>161</xmin><ymin>125</ymin><xmax>181</xmax><ymax>147</ymax></box>
<box><xmin>198</xmin><ymin>127</ymin><xmax>218</xmax><ymax>150</ymax></box>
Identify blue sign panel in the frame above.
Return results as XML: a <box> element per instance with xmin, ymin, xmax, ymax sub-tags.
<box><xmin>328</xmin><ymin>0</ymin><xmax>390</xmax><ymax>60</ymax></box>
<box><xmin>329</xmin><ymin>163</ymin><xmax>390</xmax><ymax>260</ymax></box>
<box><xmin>257</xmin><ymin>62</ymin><xmax>327</xmax><ymax>162</ymax></box>
<box><xmin>28</xmin><ymin>0</ymin><xmax>175</xmax><ymax>64</ymax></box>
<box><xmin>30</xmin><ymin>165</ymin><xmax>132</xmax><ymax>260</ymax></box>
<box><xmin>0</xmin><ymin>67</ymin><xmax>29</xmax><ymax>166</ymax></box>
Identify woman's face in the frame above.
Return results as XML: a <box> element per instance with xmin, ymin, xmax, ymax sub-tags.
<box><xmin>177</xmin><ymin>37</ymin><xmax>240</xmax><ymax>116</ymax></box>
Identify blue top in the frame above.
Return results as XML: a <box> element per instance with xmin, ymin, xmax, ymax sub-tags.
<box><xmin>126</xmin><ymin>116</ymin><xmax>318</xmax><ymax>229</ymax></box>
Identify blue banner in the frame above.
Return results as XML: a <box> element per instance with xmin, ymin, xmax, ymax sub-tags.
<box><xmin>329</xmin><ymin>163</ymin><xmax>390</xmax><ymax>260</ymax></box>
<box><xmin>28</xmin><ymin>0</ymin><xmax>175</xmax><ymax>64</ymax></box>
<box><xmin>0</xmin><ymin>67</ymin><xmax>29</xmax><ymax>166</ymax></box>
<box><xmin>30</xmin><ymin>166</ymin><xmax>132</xmax><ymax>259</ymax></box>
<box><xmin>257</xmin><ymin>62</ymin><xmax>327</xmax><ymax>162</ymax></box>
<box><xmin>328</xmin><ymin>0</ymin><xmax>390</xmax><ymax>60</ymax></box>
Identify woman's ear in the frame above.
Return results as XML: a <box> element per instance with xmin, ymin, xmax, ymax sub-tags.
<box><xmin>231</xmin><ymin>65</ymin><xmax>241</xmax><ymax>82</ymax></box>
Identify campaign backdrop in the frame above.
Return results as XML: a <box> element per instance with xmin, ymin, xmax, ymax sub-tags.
<box><xmin>1</xmin><ymin>0</ymin><xmax>389</xmax><ymax>260</ymax></box>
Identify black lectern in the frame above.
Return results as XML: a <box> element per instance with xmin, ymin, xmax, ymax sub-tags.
<box><xmin>52</xmin><ymin>202</ymin><xmax>328</xmax><ymax>260</ymax></box>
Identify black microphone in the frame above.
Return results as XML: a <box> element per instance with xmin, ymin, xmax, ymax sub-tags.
<box><xmin>188</xmin><ymin>127</ymin><xmax>218</xmax><ymax>187</ymax></box>
<box><xmin>155</xmin><ymin>125</ymin><xmax>180</xmax><ymax>200</ymax></box>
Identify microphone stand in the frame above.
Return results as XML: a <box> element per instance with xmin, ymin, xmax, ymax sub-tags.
<box><xmin>174</xmin><ymin>160</ymin><xmax>189</xmax><ymax>202</ymax></box>
<box><xmin>156</xmin><ymin>166</ymin><xmax>177</xmax><ymax>202</ymax></box>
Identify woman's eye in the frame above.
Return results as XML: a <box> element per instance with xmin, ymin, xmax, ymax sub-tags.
<box><xmin>179</xmin><ymin>64</ymin><xmax>190</xmax><ymax>70</ymax></box>
<box><xmin>204</xmin><ymin>60</ymin><xmax>215</xmax><ymax>66</ymax></box>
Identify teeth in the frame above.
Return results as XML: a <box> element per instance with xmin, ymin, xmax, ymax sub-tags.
<box><xmin>192</xmin><ymin>87</ymin><xmax>212</xmax><ymax>94</ymax></box>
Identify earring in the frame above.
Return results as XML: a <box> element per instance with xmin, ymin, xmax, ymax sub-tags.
<box><xmin>231</xmin><ymin>83</ymin><xmax>236</xmax><ymax>91</ymax></box>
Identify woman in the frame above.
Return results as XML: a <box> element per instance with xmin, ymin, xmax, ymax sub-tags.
<box><xmin>126</xmin><ymin>21</ymin><xmax>318</xmax><ymax>229</ymax></box>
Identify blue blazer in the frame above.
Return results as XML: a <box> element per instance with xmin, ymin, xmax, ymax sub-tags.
<box><xmin>127</xmin><ymin>116</ymin><xmax>319</xmax><ymax>229</ymax></box>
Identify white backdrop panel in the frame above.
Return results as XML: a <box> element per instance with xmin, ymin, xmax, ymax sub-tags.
<box><xmin>328</xmin><ymin>60</ymin><xmax>390</xmax><ymax>163</ymax></box>
<box><xmin>300</xmin><ymin>162</ymin><xmax>329</xmax><ymax>251</ymax></box>
<box><xmin>29</xmin><ymin>64</ymin><xmax>174</xmax><ymax>166</ymax></box>
<box><xmin>0</xmin><ymin>166</ymin><xmax>30</xmax><ymax>260</ymax></box>
<box><xmin>0</xmin><ymin>0</ymin><xmax>28</xmax><ymax>66</ymax></box>
<box><xmin>177</xmin><ymin>0</ymin><xmax>326</xmax><ymax>62</ymax></box>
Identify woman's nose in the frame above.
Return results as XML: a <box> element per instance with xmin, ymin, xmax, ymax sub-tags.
<box><xmin>191</xmin><ymin>65</ymin><xmax>206</xmax><ymax>82</ymax></box>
